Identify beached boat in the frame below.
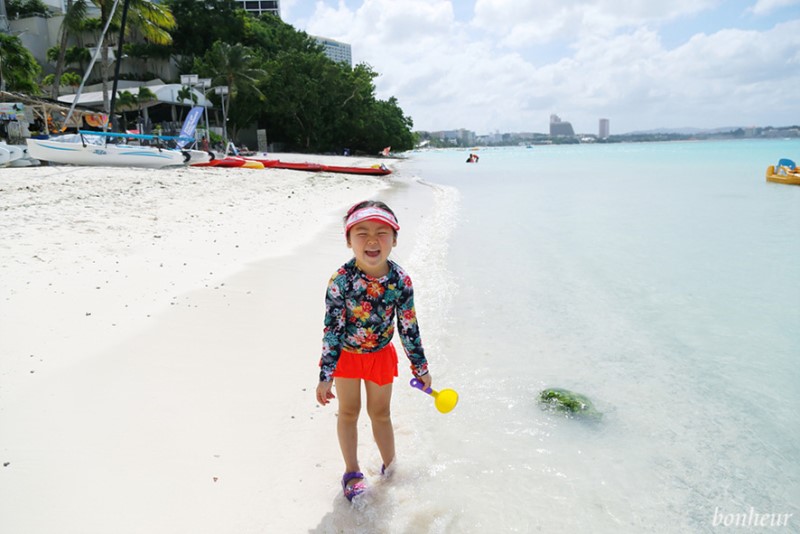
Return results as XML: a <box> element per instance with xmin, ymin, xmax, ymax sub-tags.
<box><xmin>0</xmin><ymin>142</ymin><xmax>39</xmax><ymax>167</ymax></box>
<box><xmin>185</xmin><ymin>149</ymin><xmax>213</xmax><ymax>166</ymax></box>
<box><xmin>258</xmin><ymin>159</ymin><xmax>391</xmax><ymax>175</ymax></box>
<box><xmin>260</xmin><ymin>160</ymin><xmax>323</xmax><ymax>171</ymax></box>
<box><xmin>26</xmin><ymin>133</ymin><xmax>189</xmax><ymax>168</ymax></box>
<box><xmin>321</xmin><ymin>164</ymin><xmax>392</xmax><ymax>176</ymax></box>
<box><xmin>766</xmin><ymin>159</ymin><xmax>800</xmax><ymax>186</ymax></box>
<box><xmin>0</xmin><ymin>142</ymin><xmax>23</xmax><ymax>165</ymax></box>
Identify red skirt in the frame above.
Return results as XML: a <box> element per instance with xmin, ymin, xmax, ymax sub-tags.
<box><xmin>332</xmin><ymin>343</ymin><xmax>399</xmax><ymax>386</ymax></box>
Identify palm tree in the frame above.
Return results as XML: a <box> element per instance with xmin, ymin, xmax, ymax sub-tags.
<box><xmin>62</xmin><ymin>71</ymin><xmax>82</xmax><ymax>91</ymax></box>
<box><xmin>0</xmin><ymin>33</ymin><xmax>42</xmax><ymax>93</ymax></box>
<box><xmin>175</xmin><ymin>84</ymin><xmax>196</xmax><ymax>122</ymax></box>
<box><xmin>114</xmin><ymin>89</ymin><xmax>137</xmax><ymax>131</ymax></box>
<box><xmin>135</xmin><ymin>86</ymin><xmax>156</xmax><ymax>132</ymax></box>
<box><xmin>202</xmin><ymin>41</ymin><xmax>266</xmax><ymax>140</ymax></box>
<box><xmin>50</xmin><ymin>0</ymin><xmax>88</xmax><ymax>98</ymax></box>
<box><xmin>97</xmin><ymin>0</ymin><xmax>175</xmax><ymax>112</ymax></box>
<box><xmin>205</xmin><ymin>41</ymin><xmax>265</xmax><ymax>100</ymax></box>
<box><xmin>53</xmin><ymin>0</ymin><xmax>175</xmax><ymax>110</ymax></box>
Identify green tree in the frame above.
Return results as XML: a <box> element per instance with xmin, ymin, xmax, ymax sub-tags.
<box><xmin>135</xmin><ymin>86</ymin><xmax>157</xmax><ymax>131</ymax></box>
<box><xmin>6</xmin><ymin>0</ymin><xmax>52</xmax><ymax>18</ymax></box>
<box><xmin>259</xmin><ymin>50</ymin><xmax>327</xmax><ymax>150</ymax></box>
<box><xmin>62</xmin><ymin>71</ymin><xmax>82</xmax><ymax>89</ymax></box>
<box><xmin>114</xmin><ymin>89</ymin><xmax>138</xmax><ymax>131</ymax></box>
<box><xmin>84</xmin><ymin>0</ymin><xmax>176</xmax><ymax>111</ymax></box>
<box><xmin>175</xmin><ymin>84</ymin><xmax>196</xmax><ymax>122</ymax></box>
<box><xmin>163</xmin><ymin>0</ymin><xmax>246</xmax><ymax>60</ymax></box>
<box><xmin>0</xmin><ymin>33</ymin><xmax>42</xmax><ymax>93</ymax></box>
<box><xmin>194</xmin><ymin>40</ymin><xmax>266</xmax><ymax>140</ymax></box>
<box><xmin>241</xmin><ymin>12</ymin><xmax>320</xmax><ymax>60</ymax></box>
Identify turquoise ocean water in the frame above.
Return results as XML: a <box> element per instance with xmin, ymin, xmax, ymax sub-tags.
<box><xmin>342</xmin><ymin>140</ymin><xmax>799</xmax><ymax>533</ymax></box>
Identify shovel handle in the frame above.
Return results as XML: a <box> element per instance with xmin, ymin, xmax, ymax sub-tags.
<box><xmin>410</xmin><ymin>378</ymin><xmax>433</xmax><ymax>395</ymax></box>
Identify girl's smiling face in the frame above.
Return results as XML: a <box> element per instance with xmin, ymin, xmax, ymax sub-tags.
<box><xmin>347</xmin><ymin>220</ymin><xmax>397</xmax><ymax>277</ymax></box>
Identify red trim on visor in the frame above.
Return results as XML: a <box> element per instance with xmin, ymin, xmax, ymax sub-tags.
<box><xmin>345</xmin><ymin>206</ymin><xmax>400</xmax><ymax>233</ymax></box>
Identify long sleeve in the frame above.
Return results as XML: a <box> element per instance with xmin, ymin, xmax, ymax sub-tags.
<box><xmin>319</xmin><ymin>272</ymin><xmax>347</xmax><ymax>382</ymax></box>
<box><xmin>394</xmin><ymin>269</ymin><xmax>429</xmax><ymax>377</ymax></box>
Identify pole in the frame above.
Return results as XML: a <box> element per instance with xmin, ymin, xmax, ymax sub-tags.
<box><xmin>222</xmin><ymin>93</ymin><xmax>228</xmax><ymax>149</ymax></box>
<box><xmin>108</xmin><ymin>0</ymin><xmax>131</xmax><ymax>132</ymax></box>
<box><xmin>202</xmin><ymin>83</ymin><xmax>210</xmax><ymax>145</ymax></box>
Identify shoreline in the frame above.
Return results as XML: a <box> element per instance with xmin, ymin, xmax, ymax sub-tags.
<box><xmin>0</xmin><ymin>154</ymin><xmax>444</xmax><ymax>532</ymax></box>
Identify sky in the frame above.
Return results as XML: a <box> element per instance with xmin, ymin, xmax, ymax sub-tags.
<box><xmin>279</xmin><ymin>0</ymin><xmax>800</xmax><ymax>135</ymax></box>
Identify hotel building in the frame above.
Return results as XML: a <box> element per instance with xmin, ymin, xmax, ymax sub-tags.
<box><xmin>599</xmin><ymin>118</ymin><xmax>610</xmax><ymax>138</ymax></box>
<box><xmin>233</xmin><ymin>0</ymin><xmax>279</xmax><ymax>18</ymax></box>
<box><xmin>313</xmin><ymin>36</ymin><xmax>353</xmax><ymax>66</ymax></box>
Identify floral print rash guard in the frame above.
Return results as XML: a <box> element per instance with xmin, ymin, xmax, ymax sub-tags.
<box><xmin>319</xmin><ymin>258</ymin><xmax>429</xmax><ymax>382</ymax></box>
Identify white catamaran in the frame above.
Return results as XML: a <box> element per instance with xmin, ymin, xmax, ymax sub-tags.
<box><xmin>25</xmin><ymin>107</ymin><xmax>211</xmax><ymax>168</ymax></box>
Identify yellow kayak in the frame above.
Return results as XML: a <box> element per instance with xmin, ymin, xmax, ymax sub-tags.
<box><xmin>241</xmin><ymin>160</ymin><xmax>265</xmax><ymax>169</ymax></box>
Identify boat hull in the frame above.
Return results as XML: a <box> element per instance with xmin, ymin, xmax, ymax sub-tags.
<box><xmin>766</xmin><ymin>165</ymin><xmax>800</xmax><ymax>186</ymax></box>
<box><xmin>26</xmin><ymin>138</ymin><xmax>188</xmax><ymax>168</ymax></box>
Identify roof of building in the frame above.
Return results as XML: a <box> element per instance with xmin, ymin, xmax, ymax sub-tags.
<box><xmin>57</xmin><ymin>83</ymin><xmax>211</xmax><ymax>109</ymax></box>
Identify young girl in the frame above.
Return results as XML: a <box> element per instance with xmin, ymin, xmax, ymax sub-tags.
<box><xmin>315</xmin><ymin>200</ymin><xmax>432</xmax><ymax>502</ymax></box>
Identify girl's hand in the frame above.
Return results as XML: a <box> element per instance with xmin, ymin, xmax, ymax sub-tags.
<box><xmin>418</xmin><ymin>372</ymin><xmax>432</xmax><ymax>391</ymax></box>
<box><xmin>316</xmin><ymin>380</ymin><xmax>335</xmax><ymax>406</ymax></box>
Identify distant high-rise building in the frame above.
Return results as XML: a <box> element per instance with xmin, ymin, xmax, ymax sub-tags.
<box><xmin>233</xmin><ymin>0</ymin><xmax>280</xmax><ymax>18</ymax></box>
<box><xmin>313</xmin><ymin>36</ymin><xmax>353</xmax><ymax>66</ymax></box>
<box><xmin>549</xmin><ymin>114</ymin><xmax>575</xmax><ymax>137</ymax></box>
<box><xmin>599</xmin><ymin>118</ymin><xmax>610</xmax><ymax>138</ymax></box>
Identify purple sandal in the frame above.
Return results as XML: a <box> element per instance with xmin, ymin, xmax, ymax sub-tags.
<box><xmin>342</xmin><ymin>471</ymin><xmax>366</xmax><ymax>501</ymax></box>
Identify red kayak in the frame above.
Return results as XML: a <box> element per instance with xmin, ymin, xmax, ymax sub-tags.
<box><xmin>258</xmin><ymin>159</ymin><xmax>391</xmax><ymax>175</ymax></box>
<box><xmin>321</xmin><ymin>164</ymin><xmax>391</xmax><ymax>176</ymax></box>
<box><xmin>260</xmin><ymin>160</ymin><xmax>323</xmax><ymax>171</ymax></box>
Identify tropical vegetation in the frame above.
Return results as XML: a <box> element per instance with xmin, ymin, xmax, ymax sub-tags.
<box><xmin>171</xmin><ymin>5</ymin><xmax>415</xmax><ymax>153</ymax></box>
<box><xmin>0</xmin><ymin>33</ymin><xmax>42</xmax><ymax>93</ymax></box>
<box><xmin>2</xmin><ymin>0</ymin><xmax>416</xmax><ymax>153</ymax></box>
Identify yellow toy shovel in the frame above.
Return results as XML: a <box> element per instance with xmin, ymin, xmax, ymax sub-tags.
<box><xmin>410</xmin><ymin>378</ymin><xmax>459</xmax><ymax>414</ymax></box>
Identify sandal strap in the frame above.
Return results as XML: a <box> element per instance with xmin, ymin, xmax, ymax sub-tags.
<box><xmin>342</xmin><ymin>471</ymin><xmax>366</xmax><ymax>501</ymax></box>
<box><xmin>342</xmin><ymin>471</ymin><xmax>364</xmax><ymax>486</ymax></box>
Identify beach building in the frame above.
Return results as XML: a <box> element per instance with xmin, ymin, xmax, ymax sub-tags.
<box><xmin>233</xmin><ymin>0</ymin><xmax>280</xmax><ymax>17</ymax></box>
<box><xmin>599</xmin><ymin>118</ymin><xmax>610</xmax><ymax>139</ymax></box>
<box><xmin>549</xmin><ymin>114</ymin><xmax>575</xmax><ymax>137</ymax></box>
<box><xmin>313</xmin><ymin>36</ymin><xmax>353</xmax><ymax>66</ymax></box>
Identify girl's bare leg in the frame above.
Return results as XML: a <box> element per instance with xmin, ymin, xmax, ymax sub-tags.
<box><xmin>335</xmin><ymin>377</ymin><xmax>362</xmax><ymax>479</ymax></box>
<box><xmin>365</xmin><ymin>380</ymin><xmax>395</xmax><ymax>469</ymax></box>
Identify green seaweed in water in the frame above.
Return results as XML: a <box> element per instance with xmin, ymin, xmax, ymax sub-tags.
<box><xmin>539</xmin><ymin>388</ymin><xmax>602</xmax><ymax>420</ymax></box>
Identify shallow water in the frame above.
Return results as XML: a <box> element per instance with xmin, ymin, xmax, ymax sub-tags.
<box><xmin>328</xmin><ymin>140</ymin><xmax>800</xmax><ymax>533</ymax></box>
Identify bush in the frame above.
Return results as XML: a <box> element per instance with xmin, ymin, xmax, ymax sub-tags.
<box><xmin>7</xmin><ymin>0</ymin><xmax>52</xmax><ymax>19</ymax></box>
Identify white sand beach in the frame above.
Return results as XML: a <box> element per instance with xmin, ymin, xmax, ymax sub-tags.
<box><xmin>0</xmin><ymin>154</ymin><xmax>437</xmax><ymax>533</ymax></box>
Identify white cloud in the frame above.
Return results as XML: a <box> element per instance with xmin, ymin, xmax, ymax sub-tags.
<box><xmin>290</xmin><ymin>1</ymin><xmax>800</xmax><ymax>133</ymax></box>
<box><xmin>750</xmin><ymin>0</ymin><xmax>800</xmax><ymax>15</ymax></box>
<box><xmin>471</xmin><ymin>0</ymin><xmax>722</xmax><ymax>47</ymax></box>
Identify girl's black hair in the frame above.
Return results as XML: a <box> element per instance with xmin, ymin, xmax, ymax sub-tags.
<box><xmin>344</xmin><ymin>200</ymin><xmax>398</xmax><ymax>236</ymax></box>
